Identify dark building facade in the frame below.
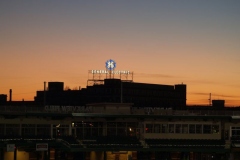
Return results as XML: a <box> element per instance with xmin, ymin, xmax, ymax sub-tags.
<box><xmin>34</xmin><ymin>79</ymin><xmax>186</xmax><ymax>109</ymax></box>
<box><xmin>0</xmin><ymin>94</ymin><xmax>7</xmax><ymax>104</ymax></box>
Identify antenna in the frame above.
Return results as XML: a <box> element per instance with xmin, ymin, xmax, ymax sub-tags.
<box><xmin>44</xmin><ymin>81</ymin><xmax>46</xmax><ymax>106</ymax></box>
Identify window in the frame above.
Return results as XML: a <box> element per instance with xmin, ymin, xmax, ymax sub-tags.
<box><xmin>116</xmin><ymin>122</ymin><xmax>126</xmax><ymax>136</ymax></box>
<box><xmin>146</xmin><ymin>124</ymin><xmax>153</xmax><ymax>133</ymax></box>
<box><xmin>22</xmin><ymin>124</ymin><xmax>35</xmax><ymax>136</ymax></box>
<box><xmin>231</xmin><ymin>127</ymin><xmax>240</xmax><ymax>137</ymax></box>
<box><xmin>117</xmin><ymin>122</ymin><xmax>126</xmax><ymax>127</ymax></box>
<box><xmin>0</xmin><ymin>124</ymin><xmax>4</xmax><ymax>135</ymax></box>
<box><xmin>127</xmin><ymin>122</ymin><xmax>138</xmax><ymax>128</ymax></box>
<box><xmin>182</xmin><ymin>124</ymin><xmax>188</xmax><ymax>133</ymax></box>
<box><xmin>92</xmin><ymin>128</ymin><xmax>99</xmax><ymax>136</ymax></box>
<box><xmin>203</xmin><ymin>125</ymin><xmax>211</xmax><ymax>134</ymax></box>
<box><xmin>117</xmin><ymin>128</ymin><xmax>126</xmax><ymax>136</ymax></box>
<box><xmin>56</xmin><ymin>125</ymin><xmax>69</xmax><ymax>136</ymax></box>
<box><xmin>6</xmin><ymin>124</ymin><xmax>19</xmax><ymax>136</ymax></box>
<box><xmin>168</xmin><ymin>124</ymin><xmax>174</xmax><ymax>133</ymax></box>
<box><xmin>154</xmin><ymin>124</ymin><xmax>161</xmax><ymax>133</ymax></box>
<box><xmin>175</xmin><ymin>124</ymin><xmax>181</xmax><ymax>133</ymax></box>
<box><xmin>161</xmin><ymin>124</ymin><xmax>168</xmax><ymax>133</ymax></box>
<box><xmin>212</xmin><ymin>125</ymin><xmax>219</xmax><ymax>134</ymax></box>
<box><xmin>189</xmin><ymin>124</ymin><xmax>195</xmax><ymax>134</ymax></box>
<box><xmin>107</xmin><ymin>128</ymin><xmax>116</xmax><ymax>136</ymax></box>
<box><xmin>36</xmin><ymin>124</ymin><xmax>51</xmax><ymax>136</ymax></box>
<box><xmin>196</xmin><ymin>124</ymin><xmax>202</xmax><ymax>134</ymax></box>
<box><xmin>107</xmin><ymin>122</ymin><xmax>116</xmax><ymax>128</ymax></box>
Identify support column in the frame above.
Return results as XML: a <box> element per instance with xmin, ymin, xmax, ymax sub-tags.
<box><xmin>116</xmin><ymin>122</ymin><xmax>117</xmax><ymax>135</ymax></box>
<box><xmin>168</xmin><ymin>152</ymin><xmax>171</xmax><ymax>160</ymax></box>
<box><xmin>69</xmin><ymin>124</ymin><xmax>72</xmax><ymax>136</ymax></box>
<box><xmin>4</xmin><ymin>124</ymin><xmax>6</xmax><ymax>135</ymax></box>
<box><xmin>196</xmin><ymin>152</ymin><xmax>201</xmax><ymax>160</ymax></box>
<box><xmin>36</xmin><ymin>152</ymin><xmax>41</xmax><ymax>160</ymax></box>
<box><xmin>230</xmin><ymin>126</ymin><xmax>232</xmax><ymax>140</ymax></box>
<box><xmin>50</xmin><ymin>124</ymin><xmax>53</xmax><ymax>138</ymax></box>
<box><xmin>48</xmin><ymin>149</ymin><xmax>51</xmax><ymax>160</ymax></box>
<box><xmin>35</xmin><ymin>124</ymin><xmax>37</xmax><ymax>136</ymax></box>
<box><xmin>185</xmin><ymin>152</ymin><xmax>190</xmax><ymax>160</ymax></box>
<box><xmin>103</xmin><ymin>122</ymin><xmax>107</xmax><ymax>136</ymax></box>
<box><xmin>229</xmin><ymin>153</ymin><xmax>234</xmax><ymax>160</ymax></box>
<box><xmin>14</xmin><ymin>147</ymin><xmax>17</xmax><ymax>160</ymax></box>
<box><xmin>55</xmin><ymin>149</ymin><xmax>58</xmax><ymax>160</ymax></box>
<box><xmin>19</xmin><ymin>124</ymin><xmax>22</xmax><ymax>137</ymax></box>
<box><xmin>0</xmin><ymin>149</ymin><xmax>4</xmax><ymax>160</ymax></box>
<box><xmin>104</xmin><ymin>151</ymin><xmax>107</xmax><ymax>160</ymax></box>
<box><xmin>44</xmin><ymin>151</ymin><xmax>47</xmax><ymax>160</ymax></box>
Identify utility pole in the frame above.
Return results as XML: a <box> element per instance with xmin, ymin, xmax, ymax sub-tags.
<box><xmin>121</xmin><ymin>81</ymin><xmax>123</xmax><ymax>103</ymax></box>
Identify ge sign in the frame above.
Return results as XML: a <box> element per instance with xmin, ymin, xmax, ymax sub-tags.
<box><xmin>105</xmin><ymin>59</ymin><xmax>116</xmax><ymax>70</ymax></box>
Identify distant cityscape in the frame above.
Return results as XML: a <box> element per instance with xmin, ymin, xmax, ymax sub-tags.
<box><xmin>1</xmin><ymin>78</ymin><xmax>239</xmax><ymax>110</ymax></box>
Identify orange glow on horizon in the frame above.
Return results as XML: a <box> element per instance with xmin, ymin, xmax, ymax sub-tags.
<box><xmin>1</xmin><ymin>1</ymin><xmax>239</xmax><ymax>107</ymax></box>
<box><xmin>2</xmin><ymin>76</ymin><xmax>239</xmax><ymax>107</ymax></box>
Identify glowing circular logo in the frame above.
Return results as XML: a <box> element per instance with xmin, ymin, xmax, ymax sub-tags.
<box><xmin>105</xmin><ymin>59</ymin><xmax>116</xmax><ymax>70</ymax></box>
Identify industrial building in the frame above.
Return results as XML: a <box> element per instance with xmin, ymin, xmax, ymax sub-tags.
<box><xmin>34</xmin><ymin>79</ymin><xmax>186</xmax><ymax>110</ymax></box>
<box><xmin>0</xmin><ymin>101</ymin><xmax>240</xmax><ymax>160</ymax></box>
<box><xmin>0</xmin><ymin>78</ymin><xmax>239</xmax><ymax>160</ymax></box>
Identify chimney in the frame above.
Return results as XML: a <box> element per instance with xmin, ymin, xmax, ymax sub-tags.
<box><xmin>9</xmin><ymin>89</ymin><xmax>12</xmax><ymax>102</ymax></box>
<box><xmin>44</xmin><ymin>81</ymin><xmax>46</xmax><ymax>106</ymax></box>
<box><xmin>44</xmin><ymin>81</ymin><xmax>46</xmax><ymax>91</ymax></box>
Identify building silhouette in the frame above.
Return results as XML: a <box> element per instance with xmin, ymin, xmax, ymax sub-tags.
<box><xmin>34</xmin><ymin>79</ymin><xmax>186</xmax><ymax>110</ymax></box>
<box><xmin>0</xmin><ymin>79</ymin><xmax>240</xmax><ymax>159</ymax></box>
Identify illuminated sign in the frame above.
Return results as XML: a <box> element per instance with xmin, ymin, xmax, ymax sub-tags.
<box><xmin>44</xmin><ymin>106</ymin><xmax>93</xmax><ymax>113</ymax></box>
<box><xmin>36</xmin><ymin>143</ymin><xmax>48</xmax><ymax>151</ymax></box>
<box><xmin>91</xmin><ymin>59</ymin><xmax>130</xmax><ymax>74</ymax></box>
<box><xmin>105</xmin><ymin>59</ymin><xmax>116</xmax><ymax>70</ymax></box>
<box><xmin>91</xmin><ymin>70</ymin><xmax>130</xmax><ymax>74</ymax></box>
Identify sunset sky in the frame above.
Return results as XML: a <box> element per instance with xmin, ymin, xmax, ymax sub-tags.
<box><xmin>1</xmin><ymin>1</ymin><xmax>240</xmax><ymax>106</ymax></box>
